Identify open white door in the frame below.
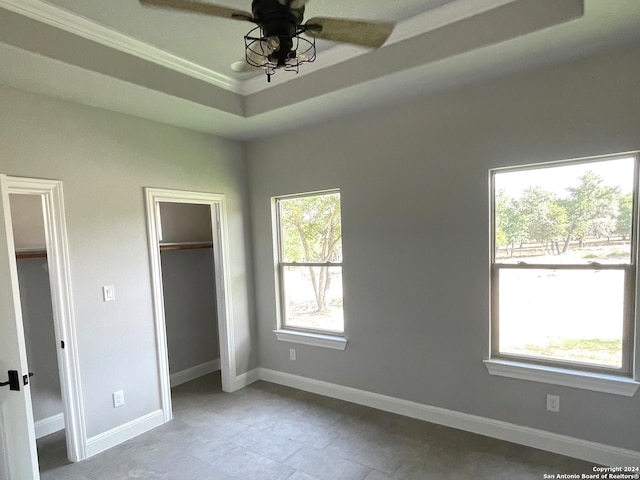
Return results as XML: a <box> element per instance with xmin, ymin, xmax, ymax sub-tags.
<box><xmin>0</xmin><ymin>174</ymin><xmax>40</xmax><ymax>480</ymax></box>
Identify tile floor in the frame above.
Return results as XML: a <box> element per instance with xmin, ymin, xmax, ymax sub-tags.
<box><xmin>38</xmin><ymin>373</ymin><xmax>597</xmax><ymax>479</ymax></box>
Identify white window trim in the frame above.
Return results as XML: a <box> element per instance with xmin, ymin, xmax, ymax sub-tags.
<box><xmin>484</xmin><ymin>359</ymin><xmax>640</xmax><ymax>396</ymax></box>
<box><xmin>273</xmin><ymin>189</ymin><xmax>346</xmax><ymax>338</ymax></box>
<box><xmin>274</xmin><ymin>329</ymin><xmax>347</xmax><ymax>350</ymax></box>
<box><xmin>488</xmin><ymin>152</ymin><xmax>640</xmax><ymax>386</ymax></box>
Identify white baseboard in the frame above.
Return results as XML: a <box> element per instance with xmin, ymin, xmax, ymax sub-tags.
<box><xmin>170</xmin><ymin>359</ymin><xmax>221</xmax><ymax>388</ymax></box>
<box><xmin>35</xmin><ymin>413</ymin><xmax>65</xmax><ymax>439</ymax></box>
<box><xmin>85</xmin><ymin>410</ymin><xmax>164</xmax><ymax>458</ymax></box>
<box><xmin>229</xmin><ymin>368</ymin><xmax>260</xmax><ymax>392</ymax></box>
<box><xmin>257</xmin><ymin>368</ymin><xmax>640</xmax><ymax>467</ymax></box>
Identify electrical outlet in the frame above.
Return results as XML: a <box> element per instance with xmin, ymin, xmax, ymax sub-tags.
<box><xmin>546</xmin><ymin>394</ymin><xmax>560</xmax><ymax>412</ymax></box>
<box><xmin>113</xmin><ymin>390</ymin><xmax>125</xmax><ymax>408</ymax></box>
<box><xmin>289</xmin><ymin>348</ymin><xmax>296</xmax><ymax>361</ymax></box>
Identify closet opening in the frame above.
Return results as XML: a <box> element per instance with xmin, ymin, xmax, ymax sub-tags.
<box><xmin>157</xmin><ymin>201</ymin><xmax>223</xmax><ymax>399</ymax></box>
<box><xmin>9</xmin><ymin>193</ymin><xmax>68</xmax><ymax>472</ymax></box>
<box><xmin>145</xmin><ymin>187</ymin><xmax>236</xmax><ymax>420</ymax></box>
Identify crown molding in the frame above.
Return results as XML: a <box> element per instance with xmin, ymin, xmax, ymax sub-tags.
<box><xmin>0</xmin><ymin>0</ymin><xmax>242</xmax><ymax>93</ymax></box>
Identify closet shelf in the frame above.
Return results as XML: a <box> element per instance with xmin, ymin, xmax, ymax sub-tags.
<box><xmin>16</xmin><ymin>249</ymin><xmax>47</xmax><ymax>259</ymax></box>
<box><xmin>159</xmin><ymin>242</ymin><xmax>213</xmax><ymax>252</ymax></box>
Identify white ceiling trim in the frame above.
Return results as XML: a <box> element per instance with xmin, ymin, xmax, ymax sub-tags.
<box><xmin>0</xmin><ymin>0</ymin><xmax>243</xmax><ymax>93</ymax></box>
<box><xmin>387</xmin><ymin>0</ymin><xmax>517</xmax><ymax>45</ymax></box>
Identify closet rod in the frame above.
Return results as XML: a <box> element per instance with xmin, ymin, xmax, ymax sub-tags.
<box><xmin>159</xmin><ymin>242</ymin><xmax>213</xmax><ymax>252</ymax></box>
<box><xmin>16</xmin><ymin>250</ymin><xmax>47</xmax><ymax>259</ymax></box>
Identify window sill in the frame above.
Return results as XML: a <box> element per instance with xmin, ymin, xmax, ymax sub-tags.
<box><xmin>484</xmin><ymin>359</ymin><xmax>640</xmax><ymax>396</ymax></box>
<box><xmin>273</xmin><ymin>329</ymin><xmax>347</xmax><ymax>350</ymax></box>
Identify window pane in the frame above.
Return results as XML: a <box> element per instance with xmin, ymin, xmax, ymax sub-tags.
<box><xmin>494</xmin><ymin>158</ymin><xmax>634</xmax><ymax>265</ymax></box>
<box><xmin>498</xmin><ymin>268</ymin><xmax>624</xmax><ymax>368</ymax></box>
<box><xmin>283</xmin><ymin>266</ymin><xmax>344</xmax><ymax>332</ymax></box>
<box><xmin>279</xmin><ymin>193</ymin><xmax>342</xmax><ymax>263</ymax></box>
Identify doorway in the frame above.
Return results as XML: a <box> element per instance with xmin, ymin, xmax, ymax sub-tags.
<box><xmin>144</xmin><ymin>188</ymin><xmax>237</xmax><ymax>422</ymax></box>
<box><xmin>10</xmin><ymin>193</ymin><xmax>68</xmax><ymax>472</ymax></box>
<box><xmin>4</xmin><ymin>177</ymin><xmax>85</xmax><ymax>471</ymax></box>
<box><xmin>158</xmin><ymin>202</ymin><xmax>220</xmax><ymax>391</ymax></box>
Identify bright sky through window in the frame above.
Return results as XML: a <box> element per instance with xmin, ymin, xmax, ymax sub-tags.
<box><xmin>495</xmin><ymin>157</ymin><xmax>634</xmax><ymax>198</ymax></box>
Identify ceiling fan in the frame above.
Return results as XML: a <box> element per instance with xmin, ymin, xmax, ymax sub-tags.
<box><xmin>139</xmin><ymin>0</ymin><xmax>396</xmax><ymax>82</ymax></box>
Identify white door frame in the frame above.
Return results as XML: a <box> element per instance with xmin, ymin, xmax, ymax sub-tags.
<box><xmin>144</xmin><ymin>188</ymin><xmax>236</xmax><ymax>421</ymax></box>
<box><xmin>7</xmin><ymin>176</ymin><xmax>86</xmax><ymax>463</ymax></box>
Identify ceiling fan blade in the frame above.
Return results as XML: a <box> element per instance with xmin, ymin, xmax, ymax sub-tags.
<box><xmin>305</xmin><ymin>17</ymin><xmax>394</xmax><ymax>48</ymax></box>
<box><xmin>139</xmin><ymin>0</ymin><xmax>253</xmax><ymax>22</ymax></box>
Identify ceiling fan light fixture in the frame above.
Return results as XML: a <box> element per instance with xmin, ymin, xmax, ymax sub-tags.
<box><xmin>139</xmin><ymin>1</ymin><xmax>395</xmax><ymax>83</ymax></box>
<box><xmin>244</xmin><ymin>25</ymin><xmax>316</xmax><ymax>82</ymax></box>
<box><xmin>266</xmin><ymin>36</ymin><xmax>281</xmax><ymax>51</ymax></box>
<box><xmin>245</xmin><ymin>38</ymin><xmax>274</xmax><ymax>66</ymax></box>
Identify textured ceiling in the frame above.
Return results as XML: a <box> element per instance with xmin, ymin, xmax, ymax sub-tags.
<box><xmin>0</xmin><ymin>0</ymin><xmax>639</xmax><ymax>140</ymax></box>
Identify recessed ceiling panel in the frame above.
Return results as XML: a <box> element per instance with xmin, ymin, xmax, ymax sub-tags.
<box><xmin>42</xmin><ymin>0</ymin><xmax>455</xmax><ymax>77</ymax></box>
<box><xmin>4</xmin><ymin>0</ymin><xmax>640</xmax><ymax>141</ymax></box>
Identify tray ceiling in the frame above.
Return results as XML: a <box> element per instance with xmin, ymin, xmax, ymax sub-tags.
<box><xmin>0</xmin><ymin>0</ymin><xmax>639</xmax><ymax>139</ymax></box>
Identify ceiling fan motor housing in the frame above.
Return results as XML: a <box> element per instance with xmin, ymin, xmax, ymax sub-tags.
<box><xmin>252</xmin><ymin>0</ymin><xmax>304</xmax><ymax>65</ymax></box>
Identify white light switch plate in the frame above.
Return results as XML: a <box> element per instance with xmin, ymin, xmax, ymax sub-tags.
<box><xmin>103</xmin><ymin>285</ymin><xmax>115</xmax><ymax>302</ymax></box>
<box><xmin>113</xmin><ymin>390</ymin><xmax>124</xmax><ymax>408</ymax></box>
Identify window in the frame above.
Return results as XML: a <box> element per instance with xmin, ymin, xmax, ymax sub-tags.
<box><xmin>491</xmin><ymin>154</ymin><xmax>638</xmax><ymax>376</ymax></box>
<box><xmin>274</xmin><ymin>190</ymin><xmax>344</xmax><ymax>335</ymax></box>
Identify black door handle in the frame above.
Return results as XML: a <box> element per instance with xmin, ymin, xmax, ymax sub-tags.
<box><xmin>0</xmin><ymin>370</ymin><xmax>21</xmax><ymax>391</ymax></box>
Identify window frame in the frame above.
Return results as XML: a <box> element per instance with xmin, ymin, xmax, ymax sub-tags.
<box><xmin>489</xmin><ymin>153</ymin><xmax>639</xmax><ymax>377</ymax></box>
<box><xmin>273</xmin><ymin>189</ymin><xmax>345</xmax><ymax>337</ymax></box>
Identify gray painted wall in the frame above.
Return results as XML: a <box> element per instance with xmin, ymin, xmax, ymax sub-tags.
<box><xmin>247</xmin><ymin>40</ymin><xmax>640</xmax><ymax>451</ymax></box>
<box><xmin>17</xmin><ymin>258</ymin><xmax>63</xmax><ymax>423</ymax></box>
<box><xmin>10</xmin><ymin>194</ymin><xmax>46</xmax><ymax>251</ymax></box>
<box><xmin>0</xmin><ymin>85</ymin><xmax>256</xmax><ymax>438</ymax></box>
<box><xmin>158</xmin><ymin>202</ymin><xmax>213</xmax><ymax>244</ymax></box>
<box><xmin>161</xmin><ymin>248</ymin><xmax>219</xmax><ymax>374</ymax></box>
